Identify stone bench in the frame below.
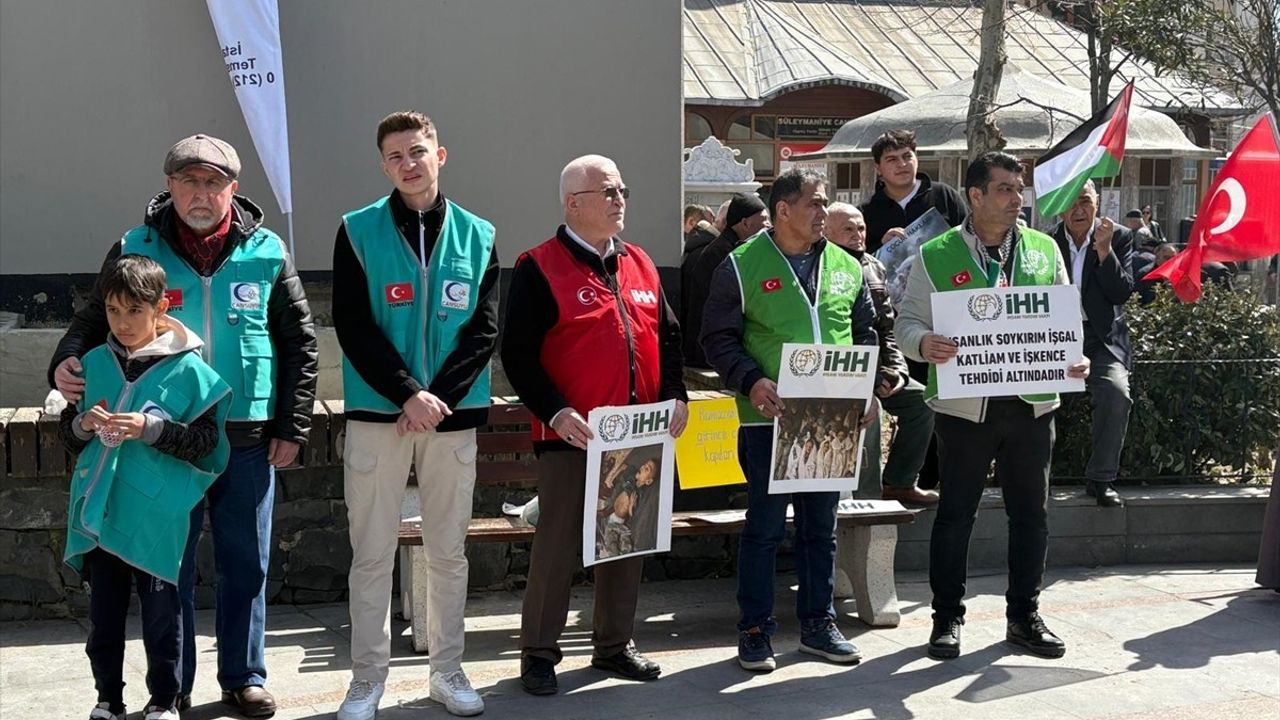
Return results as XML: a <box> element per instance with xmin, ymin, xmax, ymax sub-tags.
<box><xmin>395</xmin><ymin>399</ymin><xmax>917</xmax><ymax>652</ymax></box>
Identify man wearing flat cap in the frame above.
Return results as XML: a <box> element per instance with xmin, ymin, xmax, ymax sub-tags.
<box><xmin>50</xmin><ymin>133</ymin><xmax>318</xmax><ymax>716</ymax></box>
<box><xmin>683</xmin><ymin>193</ymin><xmax>769</xmax><ymax>368</ymax></box>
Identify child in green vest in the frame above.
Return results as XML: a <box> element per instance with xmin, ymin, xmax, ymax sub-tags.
<box><xmin>58</xmin><ymin>255</ymin><xmax>231</xmax><ymax>720</ymax></box>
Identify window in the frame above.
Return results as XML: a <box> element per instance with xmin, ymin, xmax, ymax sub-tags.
<box><xmin>916</xmin><ymin>160</ymin><xmax>940</xmax><ymax>184</ymax></box>
<box><xmin>726</xmin><ymin>113</ymin><xmax>776</xmax><ymax>179</ymax></box>
<box><xmin>835</xmin><ymin>163</ymin><xmax>860</xmax><ymax>191</ymax></box>
<box><xmin>753</xmin><ymin>116</ymin><xmax>776</xmax><ymax>140</ymax></box>
<box><xmin>728</xmin><ymin>143</ymin><xmax>774</xmax><ymax>175</ymax></box>
<box><xmin>1138</xmin><ymin>158</ymin><xmax>1173</xmax><ymax>228</ymax></box>
<box><xmin>685</xmin><ymin>112</ymin><xmax>713</xmax><ymax>144</ymax></box>
<box><xmin>1139</xmin><ymin>159</ymin><xmax>1173</xmax><ymax>186</ymax></box>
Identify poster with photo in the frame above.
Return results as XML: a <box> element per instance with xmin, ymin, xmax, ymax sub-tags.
<box><xmin>876</xmin><ymin>207</ymin><xmax>952</xmax><ymax>307</ymax></box>
<box><xmin>769</xmin><ymin>343</ymin><xmax>879</xmax><ymax>494</ymax></box>
<box><xmin>582</xmin><ymin>400</ymin><xmax>677</xmax><ymax>567</ymax></box>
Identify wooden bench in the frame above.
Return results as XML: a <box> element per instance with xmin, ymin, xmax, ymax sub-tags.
<box><xmin>394</xmin><ymin>399</ymin><xmax>916</xmax><ymax>652</ymax></box>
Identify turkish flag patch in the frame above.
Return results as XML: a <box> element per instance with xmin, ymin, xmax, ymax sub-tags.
<box><xmin>760</xmin><ymin>277</ymin><xmax>783</xmax><ymax>293</ymax></box>
<box><xmin>384</xmin><ymin>282</ymin><xmax>414</xmax><ymax>305</ymax></box>
<box><xmin>950</xmin><ymin>270</ymin><xmax>972</xmax><ymax>287</ymax></box>
<box><xmin>164</xmin><ymin>289</ymin><xmax>183</xmax><ymax>309</ymax></box>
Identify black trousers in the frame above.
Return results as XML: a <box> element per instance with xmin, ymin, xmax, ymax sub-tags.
<box><xmin>929</xmin><ymin>400</ymin><xmax>1054</xmax><ymax>621</ymax></box>
<box><xmin>84</xmin><ymin>548</ymin><xmax>182</xmax><ymax>710</ymax></box>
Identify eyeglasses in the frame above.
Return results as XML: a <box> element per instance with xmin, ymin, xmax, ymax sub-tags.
<box><xmin>571</xmin><ymin>186</ymin><xmax>630</xmax><ymax>201</ymax></box>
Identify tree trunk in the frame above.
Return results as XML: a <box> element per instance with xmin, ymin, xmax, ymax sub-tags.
<box><xmin>1082</xmin><ymin>0</ymin><xmax>1111</xmax><ymax>114</ymax></box>
<box><xmin>1252</xmin><ymin>0</ymin><xmax>1280</xmax><ymax>121</ymax></box>
<box><xmin>966</xmin><ymin>0</ymin><xmax>1008</xmax><ymax>159</ymax></box>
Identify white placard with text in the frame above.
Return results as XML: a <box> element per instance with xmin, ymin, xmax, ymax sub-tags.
<box><xmin>931</xmin><ymin>285</ymin><xmax>1086</xmax><ymax>399</ymax></box>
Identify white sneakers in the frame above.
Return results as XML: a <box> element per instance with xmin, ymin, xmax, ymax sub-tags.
<box><xmin>429</xmin><ymin>669</ymin><xmax>485</xmax><ymax>717</ymax></box>
<box><xmin>89</xmin><ymin>703</ymin><xmax>125</xmax><ymax>720</ymax></box>
<box><xmin>89</xmin><ymin>702</ymin><xmax>176</xmax><ymax>720</ymax></box>
<box><xmin>337</xmin><ymin>670</ymin><xmax>483</xmax><ymax>719</ymax></box>
<box><xmin>336</xmin><ymin>679</ymin><xmax>385</xmax><ymax>720</ymax></box>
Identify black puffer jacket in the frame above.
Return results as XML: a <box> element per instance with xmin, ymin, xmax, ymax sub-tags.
<box><xmin>48</xmin><ymin>192</ymin><xmax>318</xmax><ymax>450</ymax></box>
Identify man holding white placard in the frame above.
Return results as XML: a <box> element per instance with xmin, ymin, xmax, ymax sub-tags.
<box><xmin>896</xmin><ymin>152</ymin><xmax>1090</xmax><ymax>661</ymax></box>
<box><xmin>701</xmin><ymin>169</ymin><xmax>879</xmax><ymax>673</ymax></box>
<box><xmin>502</xmin><ymin>155</ymin><xmax>688</xmax><ymax>696</ymax></box>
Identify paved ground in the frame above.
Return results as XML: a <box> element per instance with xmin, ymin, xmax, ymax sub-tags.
<box><xmin>2</xmin><ymin>564</ymin><xmax>1277</xmax><ymax>720</ymax></box>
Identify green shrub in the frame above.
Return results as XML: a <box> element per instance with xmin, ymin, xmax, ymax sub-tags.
<box><xmin>1052</xmin><ymin>282</ymin><xmax>1280</xmax><ymax>483</ymax></box>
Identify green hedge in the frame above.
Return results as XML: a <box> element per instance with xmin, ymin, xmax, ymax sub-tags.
<box><xmin>1052</xmin><ymin>283</ymin><xmax>1280</xmax><ymax>484</ymax></box>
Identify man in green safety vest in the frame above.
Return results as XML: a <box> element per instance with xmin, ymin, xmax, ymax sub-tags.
<box><xmin>895</xmin><ymin>151</ymin><xmax>1090</xmax><ymax>662</ymax></box>
<box><xmin>702</xmin><ymin>169</ymin><xmax>880</xmax><ymax>673</ymax></box>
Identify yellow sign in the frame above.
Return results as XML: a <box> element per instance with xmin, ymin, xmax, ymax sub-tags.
<box><xmin>675</xmin><ymin>398</ymin><xmax>747</xmax><ymax>489</ymax></box>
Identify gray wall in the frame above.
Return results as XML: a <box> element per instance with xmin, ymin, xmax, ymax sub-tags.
<box><xmin>0</xmin><ymin>0</ymin><xmax>683</xmax><ymax>274</ymax></box>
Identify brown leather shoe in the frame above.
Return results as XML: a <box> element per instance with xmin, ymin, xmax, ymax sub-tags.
<box><xmin>883</xmin><ymin>484</ymin><xmax>940</xmax><ymax>506</ymax></box>
<box><xmin>221</xmin><ymin>686</ymin><xmax>277</xmax><ymax>717</ymax></box>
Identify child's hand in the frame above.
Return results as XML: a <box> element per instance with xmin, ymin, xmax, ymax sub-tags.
<box><xmin>81</xmin><ymin>405</ymin><xmax>112</xmax><ymax>432</ymax></box>
<box><xmin>105</xmin><ymin>412</ymin><xmax>148</xmax><ymax>441</ymax></box>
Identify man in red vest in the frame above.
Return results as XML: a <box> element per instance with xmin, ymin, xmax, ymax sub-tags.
<box><xmin>502</xmin><ymin>154</ymin><xmax>689</xmax><ymax>696</ymax></box>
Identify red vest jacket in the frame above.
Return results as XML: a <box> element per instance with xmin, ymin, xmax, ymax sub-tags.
<box><xmin>523</xmin><ymin>237</ymin><xmax>663</xmax><ymax>442</ymax></box>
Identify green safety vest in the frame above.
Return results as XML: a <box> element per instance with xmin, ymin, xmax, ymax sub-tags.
<box><xmin>123</xmin><ymin>225</ymin><xmax>285</xmax><ymax>422</ymax></box>
<box><xmin>918</xmin><ymin>226</ymin><xmax>1059</xmax><ymax>404</ymax></box>
<box><xmin>340</xmin><ymin>197</ymin><xmax>495</xmax><ymax>414</ymax></box>
<box><xmin>64</xmin><ymin>344</ymin><xmax>231</xmax><ymax>584</ymax></box>
<box><xmin>730</xmin><ymin>234</ymin><xmax>864</xmax><ymax>425</ymax></box>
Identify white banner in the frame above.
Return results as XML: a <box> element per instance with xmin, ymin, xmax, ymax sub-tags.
<box><xmin>206</xmin><ymin>0</ymin><xmax>292</xmax><ymax>214</ymax></box>
<box><xmin>930</xmin><ymin>285</ymin><xmax>1086</xmax><ymax>399</ymax></box>
<box><xmin>769</xmin><ymin>343</ymin><xmax>879</xmax><ymax>494</ymax></box>
<box><xmin>582</xmin><ymin>401</ymin><xmax>677</xmax><ymax>567</ymax></box>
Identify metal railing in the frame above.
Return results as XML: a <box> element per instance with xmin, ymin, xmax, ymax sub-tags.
<box><xmin>1053</xmin><ymin>356</ymin><xmax>1280</xmax><ymax>484</ymax></box>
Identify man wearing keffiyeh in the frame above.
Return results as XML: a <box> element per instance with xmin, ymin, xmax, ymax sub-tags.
<box><xmin>894</xmin><ymin>151</ymin><xmax>1090</xmax><ymax>662</ymax></box>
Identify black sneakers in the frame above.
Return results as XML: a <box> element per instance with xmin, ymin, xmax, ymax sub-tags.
<box><xmin>928</xmin><ymin>616</ymin><xmax>963</xmax><ymax>659</ymax></box>
<box><xmin>1007</xmin><ymin>612</ymin><xmax>1067</xmax><ymax>658</ymax></box>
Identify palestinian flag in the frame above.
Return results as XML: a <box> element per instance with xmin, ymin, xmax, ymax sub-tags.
<box><xmin>1035</xmin><ymin>83</ymin><xmax>1134</xmax><ymax>217</ymax></box>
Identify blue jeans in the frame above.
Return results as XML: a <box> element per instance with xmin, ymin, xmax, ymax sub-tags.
<box><xmin>179</xmin><ymin>442</ymin><xmax>274</xmax><ymax>694</ymax></box>
<box><xmin>736</xmin><ymin>426</ymin><xmax>839</xmax><ymax>634</ymax></box>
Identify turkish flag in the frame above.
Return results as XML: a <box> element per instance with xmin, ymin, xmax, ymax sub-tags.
<box><xmin>1144</xmin><ymin>114</ymin><xmax>1280</xmax><ymax>302</ymax></box>
<box><xmin>164</xmin><ymin>289</ymin><xmax>184</xmax><ymax>309</ymax></box>
<box><xmin>951</xmin><ymin>270</ymin><xmax>972</xmax><ymax>287</ymax></box>
<box><xmin>384</xmin><ymin>282</ymin><xmax>414</xmax><ymax>304</ymax></box>
<box><xmin>761</xmin><ymin>277</ymin><xmax>783</xmax><ymax>293</ymax></box>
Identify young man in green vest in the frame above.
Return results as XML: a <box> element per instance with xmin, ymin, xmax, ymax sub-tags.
<box><xmin>332</xmin><ymin>111</ymin><xmax>500</xmax><ymax>719</ymax></box>
<box><xmin>701</xmin><ymin>169</ymin><xmax>880</xmax><ymax>672</ymax></box>
<box><xmin>895</xmin><ymin>152</ymin><xmax>1090</xmax><ymax>661</ymax></box>
<box><xmin>50</xmin><ymin>134</ymin><xmax>318</xmax><ymax>717</ymax></box>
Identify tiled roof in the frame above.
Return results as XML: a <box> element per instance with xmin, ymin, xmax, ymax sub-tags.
<box><xmin>683</xmin><ymin>0</ymin><xmax>1243</xmax><ymax>114</ymax></box>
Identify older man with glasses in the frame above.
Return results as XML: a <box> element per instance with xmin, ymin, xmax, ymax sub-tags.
<box><xmin>502</xmin><ymin>154</ymin><xmax>689</xmax><ymax>696</ymax></box>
